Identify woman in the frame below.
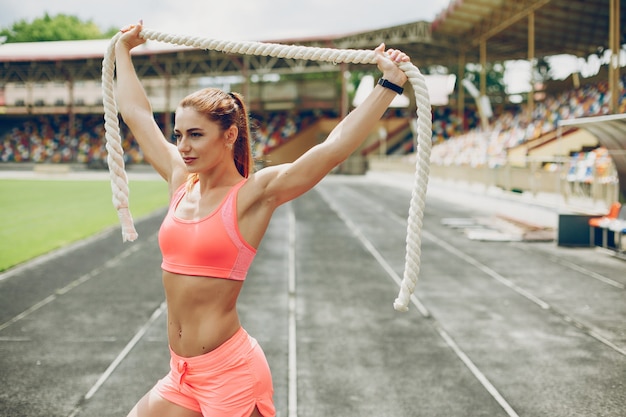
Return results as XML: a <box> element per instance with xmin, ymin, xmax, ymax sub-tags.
<box><xmin>116</xmin><ymin>21</ymin><xmax>410</xmax><ymax>417</ymax></box>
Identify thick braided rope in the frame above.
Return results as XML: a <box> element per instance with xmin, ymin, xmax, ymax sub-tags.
<box><xmin>101</xmin><ymin>29</ymin><xmax>432</xmax><ymax>311</ymax></box>
<box><xmin>102</xmin><ymin>31</ymin><xmax>138</xmax><ymax>242</ymax></box>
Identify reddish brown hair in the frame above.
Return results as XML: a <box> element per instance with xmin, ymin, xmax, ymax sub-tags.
<box><xmin>178</xmin><ymin>88</ymin><xmax>253</xmax><ymax>186</ymax></box>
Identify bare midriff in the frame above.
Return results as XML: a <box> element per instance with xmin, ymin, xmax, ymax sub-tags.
<box><xmin>162</xmin><ymin>271</ymin><xmax>244</xmax><ymax>358</ymax></box>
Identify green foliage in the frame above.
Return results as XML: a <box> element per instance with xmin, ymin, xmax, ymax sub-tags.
<box><xmin>464</xmin><ymin>62</ymin><xmax>507</xmax><ymax>97</ymax></box>
<box><xmin>103</xmin><ymin>26</ymin><xmax>122</xmax><ymax>39</ymax></box>
<box><xmin>534</xmin><ymin>57</ymin><xmax>552</xmax><ymax>83</ymax></box>
<box><xmin>0</xmin><ymin>13</ymin><xmax>112</xmax><ymax>43</ymax></box>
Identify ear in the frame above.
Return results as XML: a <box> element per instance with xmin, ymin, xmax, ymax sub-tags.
<box><xmin>225</xmin><ymin>125</ymin><xmax>238</xmax><ymax>146</ymax></box>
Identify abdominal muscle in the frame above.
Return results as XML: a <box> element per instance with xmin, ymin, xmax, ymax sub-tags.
<box><xmin>162</xmin><ymin>270</ymin><xmax>244</xmax><ymax>358</ymax></box>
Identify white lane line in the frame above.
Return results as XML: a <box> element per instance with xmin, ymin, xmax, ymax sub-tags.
<box><xmin>548</xmin><ymin>254</ymin><xmax>625</xmax><ymax>289</ymax></box>
<box><xmin>84</xmin><ymin>301</ymin><xmax>167</xmax><ymax>400</ymax></box>
<box><xmin>0</xmin><ymin>208</ymin><xmax>167</xmax><ymax>283</ymax></box>
<box><xmin>435</xmin><ymin>325</ymin><xmax>520</xmax><ymax>417</ymax></box>
<box><xmin>0</xmin><ymin>294</ymin><xmax>57</xmax><ymax>333</ymax></box>
<box><xmin>339</xmin><ymin>183</ymin><xmax>626</xmax><ymax>357</ymax></box>
<box><xmin>316</xmin><ymin>186</ymin><xmax>520</xmax><ymax>417</ymax></box>
<box><xmin>0</xmin><ymin>244</ymin><xmax>142</xmax><ymax>332</ymax></box>
<box><xmin>0</xmin><ymin>227</ymin><xmax>116</xmax><ymax>282</ymax></box>
<box><xmin>67</xmin><ymin>301</ymin><xmax>167</xmax><ymax>417</ymax></box>
<box><xmin>425</xmin><ymin>230</ymin><xmax>626</xmax><ymax>357</ymax></box>
<box><xmin>287</xmin><ymin>203</ymin><xmax>298</xmax><ymax>417</ymax></box>
<box><xmin>316</xmin><ymin>186</ymin><xmax>430</xmax><ymax>317</ymax></box>
<box><xmin>0</xmin><ymin>336</ymin><xmax>31</xmax><ymax>341</ymax></box>
<box><xmin>511</xmin><ymin>242</ymin><xmax>625</xmax><ymax>290</ymax></box>
<box><xmin>424</xmin><ymin>230</ymin><xmax>551</xmax><ymax>310</ymax></box>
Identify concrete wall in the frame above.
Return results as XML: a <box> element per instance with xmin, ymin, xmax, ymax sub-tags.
<box><xmin>369</xmin><ymin>156</ymin><xmax>620</xmax><ymax>210</ymax></box>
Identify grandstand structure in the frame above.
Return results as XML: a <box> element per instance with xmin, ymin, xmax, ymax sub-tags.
<box><xmin>0</xmin><ymin>0</ymin><xmax>624</xmax><ymax>199</ymax></box>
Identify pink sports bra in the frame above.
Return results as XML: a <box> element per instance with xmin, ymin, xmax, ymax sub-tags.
<box><xmin>158</xmin><ymin>179</ymin><xmax>256</xmax><ymax>280</ymax></box>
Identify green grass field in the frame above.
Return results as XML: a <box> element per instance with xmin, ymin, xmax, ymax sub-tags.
<box><xmin>0</xmin><ymin>179</ymin><xmax>169</xmax><ymax>272</ymax></box>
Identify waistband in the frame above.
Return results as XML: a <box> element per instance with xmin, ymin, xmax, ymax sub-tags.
<box><xmin>169</xmin><ymin>327</ymin><xmax>253</xmax><ymax>371</ymax></box>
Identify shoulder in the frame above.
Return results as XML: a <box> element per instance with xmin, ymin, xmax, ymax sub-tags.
<box><xmin>248</xmin><ymin>165</ymin><xmax>282</xmax><ymax>187</ymax></box>
<box><xmin>242</xmin><ymin>161</ymin><xmax>317</xmax><ymax>207</ymax></box>
<box><xmin>239</xmin><ymin>165</ymin><xmax>284</xmax><ymax>209</ymax></box>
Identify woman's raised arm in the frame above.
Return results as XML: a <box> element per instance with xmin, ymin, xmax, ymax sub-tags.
<box><xmin>255</xmin><ymin>43</ymin><xmax>410</xmax><ymax>207</ymax></box>
<box><xmin>115</xmin><ymin>22</ymin><xmax>185</xmax><ymax>186</ymax></box>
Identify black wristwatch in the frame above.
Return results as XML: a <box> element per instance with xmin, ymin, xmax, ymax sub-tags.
<box><xmin>377</xmin><ymin>78</ymin><xmax>404</xmax><ymax>95</ymax></box>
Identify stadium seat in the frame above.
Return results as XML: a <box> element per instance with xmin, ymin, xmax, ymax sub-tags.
<box><xmin>605</xmin><ymin>206</ymin><xmax>626</xmax><ymax>252</ymax></box>
<box><xmin>608</xmin><ymin>219</ymin><xmax>626</xmax><ymax>253</ymax></box>
<box><xmin>589</xmin><ymin>202</ymin><xmax>621</xmax><ymax>247</ymax></box>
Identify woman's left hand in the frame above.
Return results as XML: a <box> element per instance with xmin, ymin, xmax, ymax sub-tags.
<box><xmin>374</xmin><ymin>43</ymin><xmax>410</xmax><ymax>86</ymax></box>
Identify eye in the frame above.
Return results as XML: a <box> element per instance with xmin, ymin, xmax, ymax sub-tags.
<box><xmin>172</xmin><ymin>133</ymin><xmax>181</xmax><ymax>142</ymax></box>
<box><xmin>191</xmin><ymin>132</ymin><xmax>203</xmax><ymax>138</ymax></box>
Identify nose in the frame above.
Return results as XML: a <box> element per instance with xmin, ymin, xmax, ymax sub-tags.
<box><xmin>177</xmin><ymin>136</ymin><xmax>190</xmax><ymax>153</ymax></box>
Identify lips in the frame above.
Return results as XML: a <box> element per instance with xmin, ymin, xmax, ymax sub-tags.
<box><xmin>182</xmin><ymin>157</ymin><xmax>196</xmax><ymax>164</ymax></box>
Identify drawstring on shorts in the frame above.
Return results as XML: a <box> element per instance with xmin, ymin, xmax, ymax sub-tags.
<box><xmin>177</xmin><ymin>359</ymin><xmax>188</xmax><ymax>389</ymax></box>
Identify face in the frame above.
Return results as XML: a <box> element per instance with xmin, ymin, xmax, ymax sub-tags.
<box><xmin>173</xmin><ymin>107</ymin><xmax>236</xmax><ymax>173</ymax></box>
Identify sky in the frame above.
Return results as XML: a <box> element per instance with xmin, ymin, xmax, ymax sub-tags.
<box><xmin>0</xmin><ymin>0</ymin><xmax>452</xmax><ymax>41</ymax></box>
<box><xmin>1</xmin><ymin>0</ymin><xmax>616</xmax><ymax>94</ymax></box>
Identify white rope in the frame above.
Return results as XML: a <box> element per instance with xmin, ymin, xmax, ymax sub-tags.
<box><xmin>101</xmin><ymin>29</ymin><xmax>432</xmax><ymax>311</ymax></box>
<box><xmin>102</xmin><ymin>31</ymin><xmax>138</xmax><ymax>242</ymax></box>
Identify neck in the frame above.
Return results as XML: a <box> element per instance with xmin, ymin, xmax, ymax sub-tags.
<box><xmin>195</xmin><ymin>165</ymin><xmax>242</xmax><ymax>193</ymax></box>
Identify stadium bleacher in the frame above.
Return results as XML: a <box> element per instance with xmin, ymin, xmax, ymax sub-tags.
<box><xmin>0</xmin><ymin>110</ymin><xmax>337</xmax><ymax>165</ymax></box>
<box><xmin>430</xmin><ymin>73</ymin><xmax>626</xmax><ymax>169</ymax></box>
<box><xmin>1</xmin><ymin>72</ymin><xmax>623</xmax><ymax>170</ymax></box>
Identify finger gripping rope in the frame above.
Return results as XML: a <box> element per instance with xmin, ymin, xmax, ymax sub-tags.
<box><xmin>101</xmin><ymin>29</ymin><xmax>432</xmax><ymax>311</ymax></box>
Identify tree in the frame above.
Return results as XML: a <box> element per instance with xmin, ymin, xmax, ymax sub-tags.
<box><xmin>534</xmin><ymin>57</ymin><xmax>551</xmax><ymax>84</ymax></box>
<box><xmin>0</xmin><ymin>13</ymin><xmax>116</xmax><ymax>43</ymax></box>
<box><xmin>458</xmin><ymin>62</ymin><xmax>507</xmax><ymax>105</ymax></box>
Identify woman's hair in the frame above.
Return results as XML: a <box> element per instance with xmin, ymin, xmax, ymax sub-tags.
<box><xmin>178</xmin><ymin>88</ymin><xmax>254</xmax><ymax>187</ymax></box>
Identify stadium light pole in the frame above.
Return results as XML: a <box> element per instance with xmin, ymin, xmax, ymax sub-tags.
<box><xmin>341</xmin><ymin>63</ymin><xmax>349</xmax><ymax>118</ymax></box>
<box><xmin>462</xmin><ymin>79</ymin><xmax>491</xmax><ymax>131</ymax></box>
<box><xmin>457</xmin><ymin>52</ymin><xmax>466</xmax><ymax>131</ymax></box>
<box><xmin>527</xmin><ymin>12</ymin><xmax>535</xmax><ymax>116</ymax></box>
<box><xmin>609</xmin><ymin>0</ymin><xmax>621</xmax><ymax>114</ymax></box>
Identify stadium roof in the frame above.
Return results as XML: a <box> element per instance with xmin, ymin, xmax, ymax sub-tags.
<box><xmin>0</xmin><ymin>38</ymin><xmax>194</xmax><ymax>62</ymax></box>
<box><xmin>0</xmin><ymin>0</ymin><xmax>623</xmax><ymax>83</ymax></box>
<box><xmin>428</xmin><ymin>0</ymin><xmax>624</xmax><ymax>61</ymax></box>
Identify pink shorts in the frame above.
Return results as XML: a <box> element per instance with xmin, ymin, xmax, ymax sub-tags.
<box><xmin>154</xmin><ymin>327</ymin><xmax>275</xmax><ymax>417</ymax></box>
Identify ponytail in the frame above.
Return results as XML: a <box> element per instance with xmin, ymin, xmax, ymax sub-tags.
<box><xmin>228</xmin><ymin>91</ymin><xmax>254</xmax><ymax>178</ymax></box>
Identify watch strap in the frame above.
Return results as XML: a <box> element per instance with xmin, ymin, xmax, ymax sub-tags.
<box><xmin>377</xmin><ymin>78</ymin><xmax>404</xmax><ymax>95</ymax></box>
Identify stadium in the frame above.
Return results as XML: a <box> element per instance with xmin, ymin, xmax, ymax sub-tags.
<box><xmin>1</xmin><ymin>1</ymin><xmax>625</xmax><ymax>195</ymax></box>
<box><xmin>1</xmin><ymin>1</ymin><xmax>626</xmax><ymax>416</ymax></box>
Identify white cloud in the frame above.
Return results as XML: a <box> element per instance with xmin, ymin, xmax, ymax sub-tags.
<box><xmin>8</xmin><ymin>0</ymin><xmax>606</xmax><ymax>91</ymax></box>
<box><xmin>0</xmin><ymin>0</ymin><xmax>451</xmax><ymax>41</ymax></box>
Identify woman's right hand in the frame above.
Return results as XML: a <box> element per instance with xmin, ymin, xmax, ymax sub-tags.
<box><xmin>117</xmin><ymin>20</ymin><xmax>146</xmax><ymax>52</ymax></box>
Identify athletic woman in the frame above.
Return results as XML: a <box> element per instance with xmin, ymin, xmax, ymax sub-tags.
<box><xmin>116</xmin><ymin>21</ymin><xmax>410</xmax><ymax>417</ymax></box>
